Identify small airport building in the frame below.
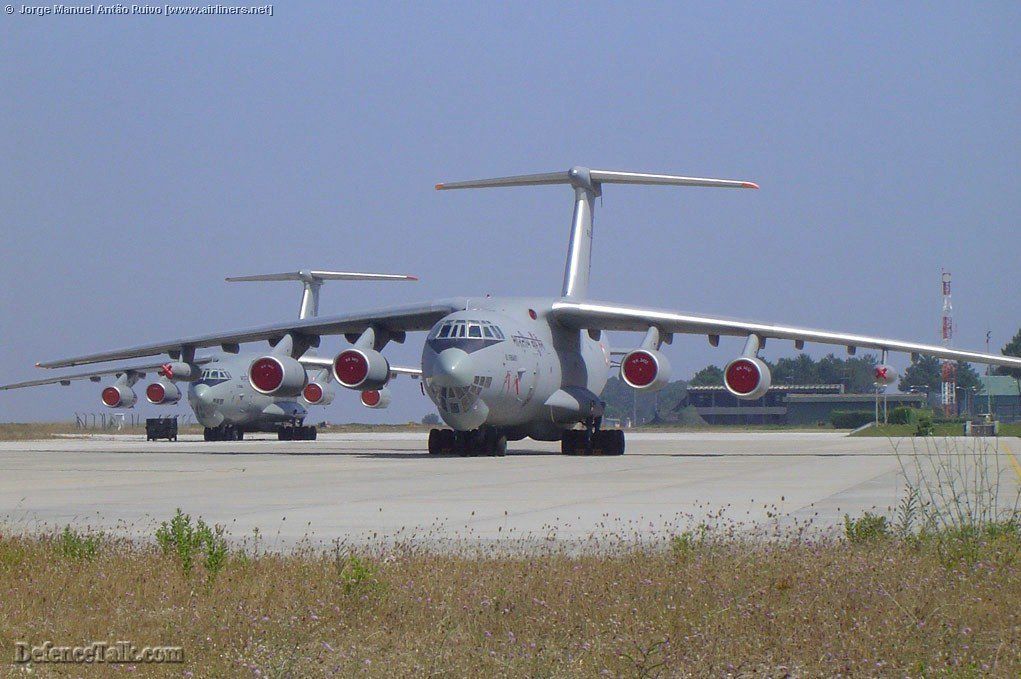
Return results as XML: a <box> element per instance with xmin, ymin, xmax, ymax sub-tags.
<box><xmin>683</xmin><ymin>384</ymin><xmax>927</xmax><ymax>426</ymax></box>
<box><xmin>977</xmin><ymin>375</ymin><xmax>1021</xmax><ymax>422</ymax></box>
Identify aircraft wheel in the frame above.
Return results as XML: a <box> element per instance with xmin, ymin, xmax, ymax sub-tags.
<box><xmin>278</xmin><ymin>427</ymin><xmax>292</xmax><ymax>441</ymax></box>
<box><xmin>237</xmin><ymin>430</ymin><xmax>245</xmax><ymax>441</ymax></box>
<box><xmin>482</xmin><ymin>428</ymin><xmax>499</xmax><ymax>456</ymax></box>
<box><xmin>428</xmin><ymin>429</ymin><xmax>440</xmax><ymax>455</ymax></box>
<box><xmin>441</xmin><ymin>429</ymin><xmax>455</xmax><ymax>454</ymax></box>
<box><xmin>613</xmin><ymin>430</ymin><xmax>625</xmax><ymax>456</ymax></box>
<box><xmin>494</xmin><ymin>435</ymin><xmax>507</xmax><ymax>457</ymax></box>
<box><xmin>309</xmin><ymin>426</ymin><xmax>317</xmax><ymax>441</ymax></box>
<box><xmin>203</xmin><ymin>428</ymin><xmax>211</xmax><ymax>442</ymax></box>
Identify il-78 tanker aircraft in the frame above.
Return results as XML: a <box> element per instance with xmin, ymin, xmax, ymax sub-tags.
<box><xmin>2</xmin><ymin>270</ymin><xmax>419</xmax><ymax>441</ymax></box>
<box><xmin>20</xmin><ymin>167</ymin><xmax>1021</xmax><ymax>455</ymax></box>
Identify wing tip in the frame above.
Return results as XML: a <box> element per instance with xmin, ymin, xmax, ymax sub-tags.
<box><xmin>406</xmin><ymin>275</ymin><xmax>419</xmax><ymax>281</ymax></box>
<box><xmin>434</xmin><ymin>183</ymin><xmax>445</xmax><ymax>190</ymax></box>
<box><xmin>741</xmin><ymin>182</ymin><xmax>759</xmax><ymax>190</ymax></box>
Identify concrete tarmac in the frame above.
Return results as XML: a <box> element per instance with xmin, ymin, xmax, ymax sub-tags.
<box><xmin>1</xmin><ymin>432</ymin><xmax>1019</xmax><ymax>548</ymax></box>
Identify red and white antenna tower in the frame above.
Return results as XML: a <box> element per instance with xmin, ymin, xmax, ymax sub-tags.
<box><xmin>940</xmin><ymin>269</ymin><xmax>956</xmax><ymax>416</ymax></box>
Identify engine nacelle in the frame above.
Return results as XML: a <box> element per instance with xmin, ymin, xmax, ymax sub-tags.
<box><xmin>360</xmin><ymin>386</ymin><xmax>392</xmax><ymax>409</ymax></box>
<box><xmin>248</xmin><ymin>355</ymin><xmax>308</xmax><ymax>397</ymax></box>
<box><xmin>873</xmin><ymin>363</ymin><xmax>897</xmax><ymax>386</ymax></box>
<box><xmin>146</xmin><ymin>379</ymin><xmax>182</xmax><ymax>405</ymax></box>
<box><xmin>619</xmin><ymin>349</ymin><xmax>672</xmax><ymax>392</ymax></box>
<box><xmin>332</xmin><ymin>348</ymin><xmax>390</xmax><ymax>391</ymax></box>
<box><xmin>301</xmin><ymin>381</ymin><xmax>336</xmax><ymax>406</ymax></box>
<box><xmin>101</xmin><ymin>384</ymin><xmax>137</xmax><ymax>409</ymax></box>
<box><xmin>158</xmin><ymin>362</ymin><xmax>202</xmax><ymax>382</ymax></box>
<box><xmin>724</xmin><ymin>356</ymin><xmax>772</xmax><ymax>400</ymax></box>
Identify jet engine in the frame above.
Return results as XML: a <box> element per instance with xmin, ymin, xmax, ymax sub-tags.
<box><xmin>145</xmin><ymin>379</ymin><xmax>182</xmax><ymax>405</ymax></box>
<box><xmin>101</xmin><ymin>384</ymin><xmax>137</xmax><ymax>408</ymax></box>
<box><xmin>332</xmin><ymin>348</ymin><xmax>390</xmax><ymax>391</ymax></box>
<box><xmin>619</xmin><ymin>349</ymin><xmax>672</xmax><ymax>392</ymax></box>
<box><xmin>360</xmin><ymin>386</ymin><xmax>392</xmax><ymax>409</ymax></box>
<box><xmin>873</xmin><ymin>363</ymin><xmax>897</xmax><ymax>386</ymax></box>
<box><xmin>723</xmin><ymin>356</ymin><xmax>772</xmax><ymax>400</ymax></box>
<box><xmin>301</xmin><ymin>380</ymin><xmax>336</xmax><ymax>406</ymax></box>
<box><xmin>248</xmin><ymin>355</ymin><xmax>308</xmax><ymax>397</ymax></box>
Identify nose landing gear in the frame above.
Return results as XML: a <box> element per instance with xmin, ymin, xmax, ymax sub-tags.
<box><xmin>428</xmin><ymin>427</ymin><xmax>507</xmax><ymax>457</ymax></box>
<box><xmin>278</xmin><ymin>424</ymin><xmax>317</xmax><ymax>441</ymax></box>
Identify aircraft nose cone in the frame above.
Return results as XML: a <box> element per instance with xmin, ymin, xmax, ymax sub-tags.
<box><xmin>430</xmin><ymin>348</ymin><xmax>474</xmax><ymax>388</ymax></box>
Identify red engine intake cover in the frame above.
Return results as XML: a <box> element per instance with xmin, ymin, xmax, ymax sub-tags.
<box><xmin>334</xmin><ymin>350</ymin><xmax>369</xmax><ymax>387</ymax></box>
<box><xmin>250</xmin><ymin>357</ymin><xmax>284</xmax><ymax>393</ymax></box>
<box><xmin>361</xmin><ymin>389</ymin><xmax>381</xmax><ymax>407</ymax></box>
<box><xmin>622</xmin><ymin>351</ymin><xmax>658</xmax><ymax>388</ymax></box>
<box><xmin>101</xmin><ymin>386</ymin><xmax>121</xmax><ymax>407</ymax></box>
<box><xmin>146</xmin><ymin>383</ymin><xmax>166</xmax><ymax>404</ymax></box>
<box><xmin>303</xmin><ymin>382</ymin><xmax>324</xmax><ymax>404</ymax></box>
<box><xmin>725</xmin><ymin>358</ymin><xmax>761</xmax><ymax>395</ymax></box>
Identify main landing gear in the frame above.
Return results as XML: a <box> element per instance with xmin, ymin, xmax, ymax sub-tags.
<box><xmin>428</xmin><ymin>427</ymin><xmax>507</xmax><ymax>457</ymax></box>
<box><xmin>278</xmin><ymin>425</ymin><xmax>317</xmax><ymax>441</ymax></box>
<box><xmin>203</xmin><ymin>424</ymin><xmax>244</xmax><ymax>442</ymax></box>
<box><xmin>561</xmin><ymin>418</ymin><xmax>625</xmax><ymax>456</ymax></box>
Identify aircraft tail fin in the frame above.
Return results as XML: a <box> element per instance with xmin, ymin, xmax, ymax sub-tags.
<box><xmin>436</xmin><ymin>167</ymin><xmax>756</xmax><ymax>299</ymax></box>
<box><xmin>226</xmin><ymin>270</ymin><xmax>418</xmax><ymax>319</ymax></box>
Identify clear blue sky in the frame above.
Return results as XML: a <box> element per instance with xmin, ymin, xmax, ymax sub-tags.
<box><xmin>2</xmin><ymin>3</ymin><xmax>1019</xmax><ymax>423</ymax></box>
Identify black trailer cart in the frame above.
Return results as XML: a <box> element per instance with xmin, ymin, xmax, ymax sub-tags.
<box><xmin>146</xmin><ymin>417</ymin><xmax>178</xmax><ymax>442</ymax></box>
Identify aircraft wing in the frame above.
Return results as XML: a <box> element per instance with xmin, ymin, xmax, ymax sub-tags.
<box><xmin>37</xmin><ymin>300</ymin><xmax>466</xmax><ymax>369</ymax></box>
<box><xmin>298</xmin><ymin>356</ymin><xmax>422</xmax><ymax>378</ymax></box>
<box><xmin>1</xmin><ymin>357</ymin><xmax>214</xmax><ymax>390</ymax></box>
<box><xmin>550</xmin><ymin>299</ymin><xmax>1021</xmax><ymax>369</ymax></box>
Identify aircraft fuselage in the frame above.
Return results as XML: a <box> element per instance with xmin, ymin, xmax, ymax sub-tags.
<box><xmin>421</xmin><ymin>297</ymin><xmax>610</xmax><ymax>440</ymax></box>
<box><xmin>185</xmin><ymin>353</ymin><xmax>309</xmax><ymax>431</ymax></box>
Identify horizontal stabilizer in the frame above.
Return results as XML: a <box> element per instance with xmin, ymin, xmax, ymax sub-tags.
<box><xmin>436</xmin><ymin>166</ymin><xmax>757</xmax><ymax>299</ymax></box>
<box><xmin>226</xmin><ymin>270</ymin><xmax>417</xmax><ymax>283</ymax></box>
<box><xmin>436</xmin><ymin>167</ymin><xmax>758</xmax><ymax>191</ymax></box>
<box><xmin>226</xmin><ymin>270</ymin><xmax>418</xmax><ymax>320</ymax></box>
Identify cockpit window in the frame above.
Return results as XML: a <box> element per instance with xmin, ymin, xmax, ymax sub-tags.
<box><xmin>431</xmin><ymin>319</ymin><xmax>506</xmax><ymax>342</ymax></box>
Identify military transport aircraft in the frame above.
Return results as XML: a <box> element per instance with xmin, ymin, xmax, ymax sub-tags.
<box><xmin>20</xmin><ymin>167</ymin><xmax>1021</xmax><ymax>455</ymax></box>
<box><xmin>1</xmin><ymin>270</ymin><xmax>419</xmax><ymax>441</ymax></box>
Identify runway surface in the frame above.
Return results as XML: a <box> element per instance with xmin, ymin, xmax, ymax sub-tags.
<box><xmin>1</xmin><ymin>432</ymin><xmax>1019</xmax><ymax>548</ymax></box>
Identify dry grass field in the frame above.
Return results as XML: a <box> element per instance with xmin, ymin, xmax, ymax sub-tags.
<box><xmin>1</xmin><ymin>519</ymin><xmax>1019</xmax><ymax>677</ymax></box>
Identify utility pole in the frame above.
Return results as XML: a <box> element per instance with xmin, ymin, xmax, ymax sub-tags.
<box><xmin>986</xmin><ymin>329</ymin><xmax>993</xmax><ymax>419</ymax></box>
<box><xmin>940</xmin><ymin>270</ymin><xmax>957</xmax><ymax>418</ymax></box>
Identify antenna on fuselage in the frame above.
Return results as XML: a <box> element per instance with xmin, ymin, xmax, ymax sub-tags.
<box><xmin>436</xmin><ymin>167</ymin><xmax>757</xmax><ymax>299</ymax></box>
<box><xmin>225</xmin><ymin>270</ymin><xmax>418</xmax><ymax>319</ymax></box>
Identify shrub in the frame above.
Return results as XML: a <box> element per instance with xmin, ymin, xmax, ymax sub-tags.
<box><xmin>57</xmin><ymin>526</ymin><xmax>101</xmax><ymax>561</ymax></box>
<box><xmin>155</xmin><ymin>509</ymin><xmax>229</xmax><ymax>579</ymax></box>
<box><xmin>844</xmin><ymin>512</ymin><xmax>891</xmax><ymax>544</ymax></box>
<box><xmin>888</xmin><ymin>406</ymin><xmax>912</xmax><ymax>425</ymax></box>
<box><xmin>830</xmin><ymin>411</ymin><xmax>874</xmax><ymax>429</ymax></box>
<box><xmin>335</xmin><ymin>550</ymin><xmax>378</xmax><ymax>594</ymax></box>
<box><xmin>914</xmin><ymin>415</ymin><xmax>934</xmax><ymax>436</ymax></box>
